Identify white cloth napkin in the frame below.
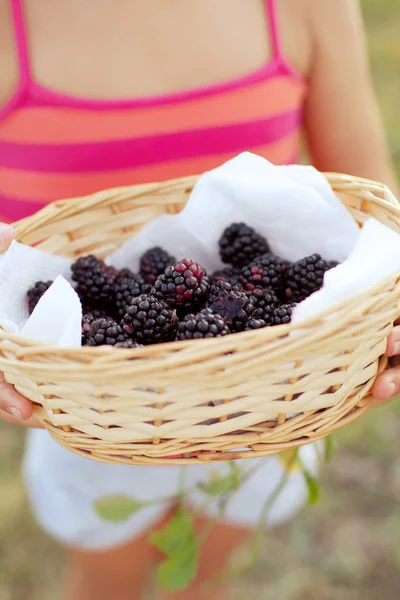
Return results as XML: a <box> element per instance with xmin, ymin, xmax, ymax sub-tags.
<box><xmin>0</xmin><ymin>241</ymin><xmax>80</xmax><ymax>347</ymax></box>
<box><xmin>108</xmin><ymin>152</ymin><xmax>360</xmax><ymax>271</ymax></box>
<box><xmin>292</xmin><ymin>218</ymin><xmax>400</xmax><ymax>323</ymax></box>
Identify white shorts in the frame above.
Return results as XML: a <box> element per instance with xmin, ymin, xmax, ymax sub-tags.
<box><xmin>23</xmin><ymin>430</ymin><xmax>322</xmax><ymax>552</ymax></box>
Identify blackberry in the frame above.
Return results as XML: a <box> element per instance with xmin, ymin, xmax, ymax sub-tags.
<box><xmin>219</xmin><ymin>222</ymin><xmax>270</xmax><ymax>268</ymax></box>
<box><xmin>244</xmin><ymin>319</ymin><xmax>268</xmax><ymax>331</ymax></box>
<box><xmin>247</xmin><ymin>288</ymin><xmax>280</xmax><ymax>325</ymax></box>
<box><xmin>81</xmin><ymin>305</ymin><xmax>107</xmax><ymax>320</ymax></box>
<box><xmin>208</xmin><ymin>279</ymin><xmax>239</xmax><ymax>300</ymax></box>
<box><xmin>27</xmin><ymin>280</ymin><xmax>53</xmax><ymax>314</ymax></box>
<box><xmin>207</xmin><ymin>281</ymin><xmax>255</xmax><ymax>332</ymax></box>
<box><xmin>121</xmin><ymin>294</ymin><xmax>176</xmax><ymax>345</ymax></box>
<box><xmin>285</xmin><ymin>254</ymin><xmax>337</xmax><ymax>303</ymax></box>
<box><xmin>177</xmin><ymin>308</ymin><xmax>230</xmax><ymax>340</ymax></box>
<box><xmin>211</xmin><ymin>267</ymin><xmax>242</xmax><ymax>286</ymax></box>
<box><xmin>114</xmin><ymin>271</ymin><xmax>148</xmax><ymax>317</ymax></box>
<box><xmin>71</xmin><ymin>255</ymin><xmax>118</xmax><ymax>311</ymax></box>
<box><xmin>240</xmin><ymin>253</ymin><xmax>288</xmax><ymax>295</ymax></box>
<box><xmin>115</xmin><ymin>339</ymin><xmax>143</xmax><ymax>349</ymax></box>
<box><xmin>153</xmin><ymin>259</ymin><xmax>210</xmax><ymax>309</ymax></box>
<box><xmin>86</xmin><ymin>318</ymin><xmax>128</xmax><ymax>346</ymax></box>
<box><xmin>82</xmin><ymin>313</ymin><xmax>96</xmax><ymax>345</ymax></box>
<box><xmin>270</xmin><ymin>303</ymin><xmax>296</xmax><ymax>326</ymax></box>
<box><xmin>140</xmin><ymin>247</ymin><xmax>176</xmax><ymax>285</ymax></box>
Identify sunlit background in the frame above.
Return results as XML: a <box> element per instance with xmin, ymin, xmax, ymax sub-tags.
<box><xmin>0</xmin><ymin>1</ymin><xmax>399</xmax><ymax>598</ymax></box>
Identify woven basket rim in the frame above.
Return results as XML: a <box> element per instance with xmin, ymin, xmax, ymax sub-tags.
<box><xmin>5</xmin><ymin>170</ymin><xmax>400</xmax><ymax>358</ymax></box>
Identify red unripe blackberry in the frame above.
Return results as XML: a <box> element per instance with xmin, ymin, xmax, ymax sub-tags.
<box><xmin>121</xmin><ymin>294</ymin><xmax>176</xmax><ymax>345</ymax></box>
<box><xmin>219</xmin><ymin>222</ymin><xmax>270</xmax><ymax>268</ymax></box>
<box><xmin>285</xmin><ymin>254</ymin><xmax>337</xmax><ymax>302</ymax></box>
<box><xmin>177</xmin><ymin>308</ymin><xmax>230</xmax><ymax>340</ymax></box>
<box><xmin>240</xmin><ymin>253</ymin><xmax>288</xmax><ymax>295</ymax></box>
<box><xmin>140</xmin><ymin>247</ymin><xmax>176</xmax><ymax>285</ymax></box>
<box><xmin>27</xmin><ymin>281</ymin><xmax>53</xmax><ymax>314</ymax></box>
<box><xmin>153</xmin><ymin>259</ymin><xmax>210</xmax><ymax>309</ymax></box>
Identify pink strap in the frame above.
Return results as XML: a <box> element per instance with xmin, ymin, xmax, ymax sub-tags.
<box><xmin>10</xmin><ymin>0</ymin><xmax>31</xmax><ymax>84</ymax></box>
<box><xmin>266</xmin><ymin>0</ymin><xmax>282</xmax><ymax>59</ymax></box>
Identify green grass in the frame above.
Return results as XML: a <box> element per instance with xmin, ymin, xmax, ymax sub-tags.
<box><xmin>1</xmin><ymin>2</ymin><xmax>400</xmax><ymax>598</ymax></box>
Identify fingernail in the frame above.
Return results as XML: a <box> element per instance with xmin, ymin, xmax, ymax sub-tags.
<box><xmin>388</xmin><ymin>382</ymin><xmax>398</xmax><ymax>397</ymax></box>
<box><xmin>392</xmin><ymin>342</ymin><xmax>400</xmax><ymax>356</ymax></box>
<box><xmin>9</xmin><ymin>406</ymin><xmax>22</xmax><ymax>420</ymax></box>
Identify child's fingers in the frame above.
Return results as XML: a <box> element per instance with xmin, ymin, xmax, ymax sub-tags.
<box><xmin>0</xmin><ymin>407</ymin><xmax>43</xmax><ymax>428</ymax></box>
<box><xmin>0</xmin><ymin>224</ymin><xmax>15</xmax><ymax>252</ymax></box>
<box><xmin>0</xmin><ymin>374</ymin><xmax>34</xmax><ymax>422</ymax></box>
<box><xmin>386</xmin><ymin>326</ymin><xmax>400</xmax><ymax>356</ymax></box>
<box><xmin>371</xmin><ymin>365</ymin><xmax>400</xmax><ymax>405</ymax></box>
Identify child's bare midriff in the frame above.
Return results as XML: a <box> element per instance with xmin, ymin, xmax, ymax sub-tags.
<box><xmin>0</xmin><ymin>0</ymin><xmax>311</xmax><ymax>104</ymax></box>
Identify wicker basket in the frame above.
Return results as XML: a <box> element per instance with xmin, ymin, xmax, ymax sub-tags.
<box><xmin>1</xmin><ymin>173</ymin><xmax>400</xmax><ymax>465</ymax></box>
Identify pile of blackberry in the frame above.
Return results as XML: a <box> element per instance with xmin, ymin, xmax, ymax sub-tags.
<box><xmin>26</xmin><ymin>224</ymin><xmax>338</xmax><ymax>348</ymax></box>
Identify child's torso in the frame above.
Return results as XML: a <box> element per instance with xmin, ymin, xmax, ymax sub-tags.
<box><xmin>0</xmin><ymin>0</ymin><xmax>311</xmax><ymax>223</ymax></box>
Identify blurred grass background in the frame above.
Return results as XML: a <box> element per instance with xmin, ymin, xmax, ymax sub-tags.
<box><xmin>0</xmin><ymin>1</ymin><xmax>399</xmax><ymax>599</ymax></box>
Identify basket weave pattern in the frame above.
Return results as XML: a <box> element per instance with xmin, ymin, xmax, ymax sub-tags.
<box><xmin>1</xmin><ymin>174</ymin><xmax>399</xmax><ymax>465</ymax></box>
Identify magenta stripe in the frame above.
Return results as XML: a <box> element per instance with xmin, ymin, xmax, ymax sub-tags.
<box><xmin>0</xmin><ymin>195</ymin><xmax>46</xmax><ymax>222</ymax></box>
<box><xmin>0</xmin><ymin>111</ymin><xmax>301</xmax><ymax>173</ymax></box>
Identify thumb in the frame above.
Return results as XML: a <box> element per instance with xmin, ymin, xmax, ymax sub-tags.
<box><xmin>0</xmin><ymin>224</ymin><xmax>15</xmax><ymax>252</ymax></box>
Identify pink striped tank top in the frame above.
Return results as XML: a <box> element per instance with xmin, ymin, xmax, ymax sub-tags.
<box><xmin>0</xmin><ymin>0</ymin><xmax>307</xmax><ymax>223</ymax></box>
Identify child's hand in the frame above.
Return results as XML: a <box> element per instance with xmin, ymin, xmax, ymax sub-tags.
<box><xmin>371</xmin><ymin>321</ymin><xmax>400</xmax><ymax>405</ymax></box>
<box><xmin>0</xmin><ymin>224</ymin><xmax>42</xmax><ymax>427</ymax></box>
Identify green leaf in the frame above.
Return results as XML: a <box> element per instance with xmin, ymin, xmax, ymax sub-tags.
<box><xmin>151</xmin><ymin>508</ymin><xmax>199</xmax><ymax>592</ymax></box>
<box><xmin>302</xmin><ymin>470</ymin><xmax>320</xmax><ymax>505</ymax></box>
<box><xmin>324</xmin><ymin>435</ymin><xmax>335</xmax><ymax>462</ymax></box>
<box><xmin>199</xmin><ymin>473</ymin><xmax>239</xmax><ymax>497</ymax></box>
<box><xmin>94</xmin><ymin>495</ymin><xmax>145</xmax><ymax>522</ymax></box>
<box><xmin>151</xmin><ymin>509</ymin><xmax>196</xmax><ymax>555</ymax></box>
<box><xmin>156</xmin><ymin>544</ymin><xmax>199</xmax><ymax>592</ymax></box>
<box><xmin>229</xmin><ymin>461</ymin><xmax>243</xmax><ymax>487</ymax></box>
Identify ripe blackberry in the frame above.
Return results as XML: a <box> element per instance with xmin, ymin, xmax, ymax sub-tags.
<box><xmin>71</xmin><ymin>255</ymin><xmax>118</xmax><ymax>311</ymax></box>
<box><xmin>81</xmin><ymin>313</ymin><xmax>97</xmax><ymax>345</ymax></box>
<box><xmin>270</xmin><ymin>303</ymin><xmax>296</xmax><ymax>326</ymax></box>
<box><xmin>86</xmin><ymin>318</ymin><xmax>128</xmax><ymax>346</ymax></box>
<box><xmin>114</xmin><ymin>271</ymin><xmax>148</xmax><ymax>317</ymax></box>
<box><xmin>115</xmin><ymin>339</ymin><xmax>143</xmax><ymax>349</ymax></box>
<box><xmin>207</xmin><ymin>281</ymin><xmax>255</xmax><ymax>332</ymax></box>
<box><xmin>247</xmin><ymin>288</ymin><xmax>280</xmax><ymax>324</ymax></box>
<box><xmin>285</xmin><ymin>254</ymin><xmax>337</xmax><ymax>302</ymax></box>
<box><xmin>240</xmin><ymin>253</ymin><xmax>288</xmax><ymax>295</ymax></box>
<box><xmin>27</xmin><ymin>280</ymin><xmax>53</xmax><ymax>314</ymax></box>
<box><xmin>177</xmin><ymin>308</ymin><xmax>230</xmax><ymax>340</ymax></box>
<box><xmin>153</xmin><ymin>259</ymin><xmax>210</xmax><ymax>309</ymax></box>
<box><xmin>208</xmin><ymin>279</ymin><xmax>238</xmax><ymax>300</ymax></box>
<box><xmin>211</xmin><ymin>267</ymin><xmax>242</xmax><ymax>286</ymax></box>
<box><xmin>219</xmin><ymin>222</ymin><xmax>270</xmax><ymax>268</ymax></box>
<box><xmin>81</xmin><ymin>303</ymin><xmax>107</xmax><ymax>320</ymax></box>
<box><xmin>140</xmin><ymin>247</ymin><xmax>176</xmax><ymax>285</ymax></box>
<box><xmin>244</xmin><ymin>319</ymin><xmax>268</xmax><ymax>331</ymax></box>
<box><xmin>121</xmin><ymin>294</ymin><xmax>176</xmax><ymax>345</ymax></box>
